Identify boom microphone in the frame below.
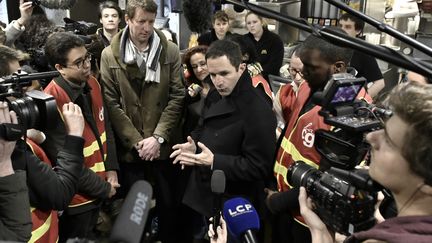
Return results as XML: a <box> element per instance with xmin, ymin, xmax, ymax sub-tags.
<box><xmin>33</xmin><ymin>0</ymin><xmax>77</xmax><ymax>9</ymax></box>
<box><xmin>182</xmin><ymin>0</ymin><xmax>212</xmax><ymax>33</ymax></box>
<box><xmin>222</xmin><ymin>197</ymin><xmax>260</xmax><ymax>243</ymax></box>
<box><xmin>110</xmin><ymin>180</ymin><xmax>153</xmax><ymax>243</ymax></box>
<box><xmin>211</xmin><ymin>170</ymin><xmax>226</xmax><ymax>237</ymax></box>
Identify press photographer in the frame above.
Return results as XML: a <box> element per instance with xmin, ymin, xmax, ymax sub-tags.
<box><xmin>300</xmin><ymin>82</ymin><xmax>432</xmax><ymax>242</ymax></box>
<box><xmin>0</xmin><ymin>44</ymin><xmax>86</xmax><ymax>243</ymax></box>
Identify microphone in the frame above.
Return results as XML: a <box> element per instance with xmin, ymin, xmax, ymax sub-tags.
<box><xmin>211</xmin><ymin>170</ymin><xmax>226</xmax><ymax>237</ymax></box>
<box><xmin>312</xmin><ymin>91</ymin><xmax>324</xmax><ymax>106</ymax></box>
<box><xmin>35</xmin><ymin>0</ymin><xmax>77</xmax><ymax>9</ymax></box>
<box><xmin>222</xmin><ymin>197</ymin><xmax>260</xmax><ymax>243</ymax></box>
<box><xmin>182</xmin><ymin>0</ymin><xmax>212</xmax><ymax>33</ymax></box>
<box><xmin>110</xmin><ymin>180</ymin><xmax>153</xmax><ymax>243</ymax></box>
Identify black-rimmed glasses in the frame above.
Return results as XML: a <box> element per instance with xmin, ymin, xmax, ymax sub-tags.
<box><xmin>66</xmin><ymin>53</ymin><xmax>92</xmax><ymax>69</ymax></box>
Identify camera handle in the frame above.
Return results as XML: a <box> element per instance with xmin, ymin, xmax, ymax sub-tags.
<box><xmin>0</xmin><ymin>123</ymin><xmax>24</xmax><ymax>141</ymax></box>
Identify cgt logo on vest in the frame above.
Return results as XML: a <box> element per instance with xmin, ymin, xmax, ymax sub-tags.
<box><xmin>130</xmin><ymin>192</ymin><xmax>149</xmax><ymax>225</ymax></box>
<box><xmin>301</xmin><ymin>123</ymin><xmax>315</xmax><ymax>148</ymax></box>
<box><xmin>99</xmin><ymin>107</ymin><xmax>104</xmax><ymax>121</ymax></box>
<box><xmin>228</xmin><ymin>203</ymin><xmax>253</xmax><ymax>217</ymax></box>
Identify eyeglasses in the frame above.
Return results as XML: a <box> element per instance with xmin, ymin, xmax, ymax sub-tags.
<box><xmin>191</xmin><ymin>62</ymin><xmax>207</xmax><ymax>70</ymax></box>
<box><xmin>288</xmin><ymin>67</ymin><xmax>303</xmax><ymax>78</ymax></box>
<box><xmin>66</xmin><ymin>53</ymin><xmax>92</xmax><ymax>69</ymax></box>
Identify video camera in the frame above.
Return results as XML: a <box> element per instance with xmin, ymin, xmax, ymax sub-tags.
<box><xmin>313</xmin><ymin>73</ymin><xmax>392</xmax><ymax>170</ymax></box>
<box><xmin>287</xmin><ymin>73</ymin><xmax>393</xmax><ymax>235</ymax></box>
<box><xmin>0</xmin><ymin>71</ymin><xmax>58</xmax><ymax>141</ymax></box>
<box><xmin>63</xmin><ymin>18</ymin><xmax>97</xmax><ymax>36</ymax></box>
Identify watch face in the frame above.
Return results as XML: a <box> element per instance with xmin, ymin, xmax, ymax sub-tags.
<box><xmin>158</xmin><ymin>137</ymin><xmax>164</xmax><ymax>144</ymax></box>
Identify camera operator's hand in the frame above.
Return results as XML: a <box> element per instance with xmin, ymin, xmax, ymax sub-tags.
<box><xmin>299</xmin><ymin>187</ymin><xmax>335</xmax><ymax>243</ymax></box>
<box><xmin>0</xmin><ymin>102</ymin><xmax>18</xmax><ymax>177</ymax></box>
<box><xmin>62</xmin><ymin>102</ymin><xmax>85</xmax><ymax>137</ymax></box>
<box><xmin>18</xmin><ymin>0</ymin><xmax>34</xmax><ymax>26</ymax></box>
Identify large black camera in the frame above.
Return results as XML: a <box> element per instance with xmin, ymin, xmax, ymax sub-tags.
<box><xmin>313</xmin><ymin>73</ymin><xmax>392</xmax><ymax>170</ymax></box>
<box><xmin>63</xmin><ymin>18</ymin><xmax>97</xmax><ymax>37</ymax></box>
<box><xmin>287</xmin><ymin>73</ymin><xmax>393</xmax><ymax>235</ymax></box>
<box><xmin>288</xmin><ymin>161</ymin><xmax>377</xmax><ymax>235</ymax></box>
<box><xmin>0</xmin><ymin>71</ymin><xmax>59</xmax><ymax>141</ymax></box>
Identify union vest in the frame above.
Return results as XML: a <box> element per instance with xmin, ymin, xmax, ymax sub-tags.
<box><xmin>44</xmin><ymin>76</ymin><xmax>107</xmax><ymax>207</ymax></box>
<box><xmin>274</xmin><ymin>82</ymin><xmax>370</xmax><ymax>224</ymax></box>
<box><xmin>26</xmin><ymin>139</ymin><xmax>59</xmax><ymax>243</ymax></box>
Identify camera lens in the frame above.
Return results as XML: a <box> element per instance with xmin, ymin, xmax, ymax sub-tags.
<box><xmin>9</xmin><ymin>97</ymin><xmax>39</xmax><ymax>131</ymax></box>
<box><xmin>287</xmin><ymin>161</ymin><xmax>317</xmax><ymax>188</ymax></box>
<box><xmin>32</xmin><ymin>0</ymin><xmax>41</xmax><ymax>6</ymax></box>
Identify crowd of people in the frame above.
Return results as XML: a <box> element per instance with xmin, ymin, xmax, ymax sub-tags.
<box><xmin>1</xmin><ymin>0</ymin><xmax>432</xmax><ymax>243</ymax></box>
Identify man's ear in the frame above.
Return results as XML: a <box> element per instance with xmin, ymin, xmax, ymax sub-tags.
<box><xmin>55</xmin><ymin>64</ymin><xmax>66</xmax><ymax>76</ymax></box>
<box><xmin>333</xmin><ymin>61</ymin><xmax>346</xmax><ymax>74</ymax></box>
<box><xmin>125</xmin><ymin>14</ymin><xmax>130</xmax><ymax>24</ymax></box>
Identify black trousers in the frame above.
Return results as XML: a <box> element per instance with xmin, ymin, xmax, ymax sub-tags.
<box><xmin>119</xmin><ymin>160</ymin><xmax>191</xmax><ymax>243</ymax></box>
<box><xmin>58</xmin><ymin>206</ymin><xmax>100</xmax><ymax>243</ymax></box>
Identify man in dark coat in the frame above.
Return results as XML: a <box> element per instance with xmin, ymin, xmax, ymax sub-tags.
<box><xmin>171</xmin><ymin>40</ymin><xmax>276</xmax><ymax>239</ymax></box>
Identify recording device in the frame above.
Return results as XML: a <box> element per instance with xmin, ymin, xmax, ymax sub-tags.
<box><xmin>286</xmin><ymin>73</ymin><xmax>393</xmax><ymax>235</ymax></box>
<box><xmin>211</xmin><ymin>170</ymin><xmax>226</xmax><ymax>238</ymax></box>
<box><xmin>63</xmin><ymin>18</ymin><xmax>97</xmax><ymax>37</ymax></box>
<box><xmin>27</xmin><ymin>0</ymin><xmax>77</xmax><ymax>9</ymax></box>
<box><xmin>182</xmin><ymin>0</ymin><xmax>212</xmax><ymax>33</ymax></box>
<box><xmin>312</xmin><ymin>73</ymin><xmax>392</xmax><ymax>170</ymax></box>
<box><xmin>222</xmin><ymin>197</ymin><xmax>259</xmax><ymax>243</ymax></box>
<box><xmin>31</xmin><ymin>0</ymin><xmax>41</xmax><ymax>6</ymax></box>
<box><xmin>110</xmin><ymin>180</ymin><xmax>153</xmax><ymax>243</ymax></box>
<box><xmin>0</xmin><ymin>71</ymin><xmax>58</xmax><ymax>141</ymax></box>
<box><xmin>288</xmin><ymin>161</ymin><xmax>377</xmax><ymax>235</ymax></box>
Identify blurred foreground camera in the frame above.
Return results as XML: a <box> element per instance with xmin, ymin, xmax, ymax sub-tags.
<box><xmin>0</xmin><ymin>71</ymin><xmax>59</xmax><ymax>141</ymax></box>
<box><xmin>288</xmin><ymin>161</ymin><xmax>377</xmax><ymax>235</ymax></box>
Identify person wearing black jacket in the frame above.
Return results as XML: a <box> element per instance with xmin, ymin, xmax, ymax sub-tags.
<box><xmin>0</xmin><ymin>101</ymin><xmax>32</xmax><ymax>242</ymax></box>
<box><xmin>198</xmin><ymin>10</ymin><xmax>232</xmax><ymax>46</ymax></box>
<box><xmin>244</xmin><ymin>12</ymin><xmax>284</xmax><ymax>81</ymax></box>
<box><xmin>171</xmin><ymin>40</ymin><xmax>276</xmax><ymax>241</ymax></box>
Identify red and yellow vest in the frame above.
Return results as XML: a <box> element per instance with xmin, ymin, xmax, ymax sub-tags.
<box><xmin>44</xmin><ymin>76</ymin><xmax>107</xmax><ymax>207</ymax></box>
<box><xmin>26</xmin><ymin>139</ymin><xmax>59</xmax><ymax>243</ymax></box>
<box><xmin>252</xmin><ymin>74</ymin><xmax>273</xmax><ymax>100</ymax></box>
<box><xmin>274</xmin><ymin>82</ymin><xmax>370</xmax><ymax>223</ymax></box>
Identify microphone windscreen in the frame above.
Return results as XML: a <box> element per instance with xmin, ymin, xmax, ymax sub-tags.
<box><xmin>312</xmin><ymin>91</ymin><xmax>324</xmax><ymax>106</ymax></box>
<box><xmin>222</xmin><ymin>197</ymin><xmax>260</xmax><ymax>238</ymax></box>
<box><xmin>211</xmin><ymin>170</ymin><xmax>226</xmax><ymax>194</ymax></box>
<box><xmin>40</xmin><ymin>0</ymin><xmax>77</xmax><ymax>9</ymax></box>
<box><xmin>182</xmin><ymin>0</ymin><xmax>212</xmax><ymax>33</ymax></box>
<box><xmin>110</xmin><ymin>180</ymin><xmax>153</xmax><ymax>243</ymax></box>
<box><xmin>233</xmin><ymin>5</ymin><xmax>245</xmax><ymax>13</ymax></box>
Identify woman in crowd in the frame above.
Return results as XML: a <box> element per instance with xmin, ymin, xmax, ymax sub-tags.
<box><xmin>243</xmin><ymin>12</ymin><xmax>284</xmax><ymax>81</ymax></box>
<box><xmin>182</xmin><ymin>45</ymin><xmax>214</xmax><ymax>137</ymax></box>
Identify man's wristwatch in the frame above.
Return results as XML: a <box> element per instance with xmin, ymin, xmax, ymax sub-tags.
<box><xmin>153</xmin><ymin>134</ymin><xmax>165</xmax><ymax>144</ymax></box>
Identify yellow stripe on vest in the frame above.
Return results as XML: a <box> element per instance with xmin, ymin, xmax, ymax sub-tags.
<box><xmin>274</xmin><ymin>136</ymin><xmax>319</xmax><ymax>188</ymax></box>
<box><xmin>279</xmin><ymin>136</ymin><xmax>318</xmax><ymax>168</ymax></box>
<box><xmin>90</xmin><ymin>161</ymin><xmax>106</xmax><ymax>173</ymax></box>
<box><xmin>29</xmin><ymin>211</ymin><xmax>52</xmax><ymax>243</ymax></box>
<box><xmin>83</xmin><ymin>132</ymin><xmax>106</xmax><ymax>157</ymax></box>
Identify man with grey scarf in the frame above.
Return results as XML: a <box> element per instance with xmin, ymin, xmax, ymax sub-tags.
<box><xmin>100</xmin><ymin>0</ymin><xmax>185</xmax><ymax>242</ymax></box>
